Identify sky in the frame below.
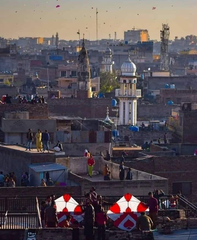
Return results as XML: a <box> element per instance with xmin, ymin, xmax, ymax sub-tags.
<box><xmin>0</xmin><ymin>0</ymin><xmax>197</xmax><ymax>41</ymax></box>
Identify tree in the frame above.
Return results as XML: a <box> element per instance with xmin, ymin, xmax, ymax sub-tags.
<box><xmin>100</xmin><ymin>72</ymin><xmax>119</xmax><ymax>93</ymax></box>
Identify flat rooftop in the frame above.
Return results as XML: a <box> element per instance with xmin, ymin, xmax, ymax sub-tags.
<box><xmin>154</xmin><ymin>229</ymin><xmax>197</xmax><ymax>239</ymax></box>
<box><xmin>112</xmin><ymin>146</ymin><xmax>142</xmax><ymax>151</ymax></box>
<box><xmin>0</xmin><ymin>144</ymin><xmax>54</xmax><ymax>154</ymax></box>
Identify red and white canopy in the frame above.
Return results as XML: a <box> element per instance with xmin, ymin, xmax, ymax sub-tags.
<box><xmin>55</xmin><ymin>194</ymin><xmax>83</xmax><ymax>226</ymax></box>
<box><xmin>107</xmin><ymin>193</ymin><xmax>149</xmax><ymax>231</ymax></box>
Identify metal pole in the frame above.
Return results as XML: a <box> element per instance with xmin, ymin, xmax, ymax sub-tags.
<box><xmin>47</xmin><ymin>66</ymin><xmax>49</xmax><ymax>91</ymax></box>
<box><xmin>96</xmin><ymin>8</ymin><xmax>98</xmax><ymax>44</ymax></box>
<box><xmin>78</xmin><ymin>29</ymin><xmax>80</xmax><ymax>47</ymax></box>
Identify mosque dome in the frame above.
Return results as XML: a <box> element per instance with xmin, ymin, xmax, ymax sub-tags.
<box><xmin>121</xmin><ymin>57</ymin><xmax>136</xmax><ymax>76</ymax></box>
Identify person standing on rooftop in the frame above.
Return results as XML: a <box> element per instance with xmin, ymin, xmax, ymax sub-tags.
<box><xmin>26</xmin><ymin>129</ymin><xmax>33</xmax><ymax>151</ymax></box>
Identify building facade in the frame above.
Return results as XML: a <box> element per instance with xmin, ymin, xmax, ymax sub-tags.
<box><xmin>124</xmin><ymin>29</ymin><xmax>149</xmax><ymax>43</ymax></box>
<box><xmin>101</xmin><ymin>48</ymin><xmax>113</xmax><ymax>73</ymax></box>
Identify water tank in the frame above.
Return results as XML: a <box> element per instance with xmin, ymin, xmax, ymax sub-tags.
<box><xmin>170</xmin><ymin>84</ymin><xmax>175</xmax><ymax>89</ymax></box>
<box><xmin>112</xmin><ymin>130</ymin><xmax>119</xmax><ymax>137</ymax></box>
<box><xmin>129</xmin><ymin>126</ymin><xmax>139</xmax><ymax>132</ymax></box>
<box><xmin>98</xmin><ymin>93</ymin><xmax>104</xmax><ymax>98</ymax></box>
<box><xmin>111</xmin><ymin>99</ymin><xmax>117</xmax><ymax>107</ymax></box>
<box><xmin>167</xmin><ymin>100</ymin><xmax>174</xmax><ymax>105</ymax></box>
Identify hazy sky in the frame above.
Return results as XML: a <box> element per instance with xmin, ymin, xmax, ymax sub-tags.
<box><xmin>0</xmin><ymin>0</ymin><xmax>196</xmax><ymax>40</ymax></box>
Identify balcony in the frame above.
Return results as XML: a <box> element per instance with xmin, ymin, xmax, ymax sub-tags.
<box><xmin>115</xmin><ymin>89</ymin><xmax>141</xmax><ymax>98</ymax></box>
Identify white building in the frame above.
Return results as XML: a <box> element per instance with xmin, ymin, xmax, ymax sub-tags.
<box><xmin>116</xmin><ymin>58</ymin><xmax>141</xmax><ymax>125</ymax></box>
<box><xmin>101</xmin><ymin>48</ymin><xmax>113</xmax><ymax>73</ymax></box>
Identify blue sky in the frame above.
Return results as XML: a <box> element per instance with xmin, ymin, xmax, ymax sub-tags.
<box><xmin>0</xmin><ymin>0</ymin><xmax>196</xmax><ymax>40</ymax></box>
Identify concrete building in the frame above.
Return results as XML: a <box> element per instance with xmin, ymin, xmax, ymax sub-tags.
<box><xmin>2</xmin><ymin>111</ymin><xmax>56</xmax><ymax>145</ymax></box>
<box><xmin>169</xmin><ymin>103</ymin><xmax>197</xmax><ymax>144</ymax></box>
<box><xmin>0</xmin><ymin>72</ymin><xmax>14</xmax><ymax>85</ymax></box>
<box><xmin>124</xmin><ymin>29</ymin><xmax>149</xmax><ymax>43</ymax></box>
<box><xmin>160</xmin><ymin>89</ymin><xmax>197</xmax><ymax>104</ymax></box>
<box><xmin>116</xmin><ymin>58</ymin><xmax>141</xmax><ymax>125</ymax></box>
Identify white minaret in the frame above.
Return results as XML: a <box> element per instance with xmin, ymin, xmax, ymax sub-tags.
<box><xmin>102</xmin><ymin>48</ymin><xmax>113</xmax><ymax>73</ymax></box>
<box><xmin>116</xmin><ymin>57</ymin><xmax>141</xmax><ymax>125</ymax></box>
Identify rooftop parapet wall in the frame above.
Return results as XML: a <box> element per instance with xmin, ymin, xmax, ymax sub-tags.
<box><xmin>0</xmin><ymin>145</ymin><xmax>55</xmax><ymax>184</ymax></box>
<box><xmin>0</xmin><ymin>103</ymin><xmax>48</xmax><ymax>125</ymax></box>
<box><xmin>69</xmin><ymin>172</ymin><xmax>168</xmax><ymax>197</ymax></box>
<box><xmin>48</xmin><ymin>98</ymin><xmax>116</xmax><ymax>118</ymax></box>
<box><xmin>59</xmin><ymin>156</ymin><xmax>167</xmax><ymax>181</ymax></box>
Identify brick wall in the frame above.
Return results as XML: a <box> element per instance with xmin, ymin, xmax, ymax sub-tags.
<box><xmin>182</xmin><ymin>110</ymin><xmax>197</xmax><ymax>144</ymax></box>
<box><xmin>148</xmin><ymin>76</ymin><xmax>197</xmax><ymax>91</ymax></box>
<box><xmin>0</xmin><ymin>229</ymin><xmax>158</xmax><ymax>240</ymax></box>
<box><xmin>118</xmin><ymin>127</ymin><xmax>172</xmax><ymax>145</ymax></box>
<box><xmin>125</xmin><ymin>155</ymin><xmax>197</xmax><ymax>202</ymax></box>
<box><xmin>0</xmin><ymin>103</ymin><xmax>48</xmax><ymax>125</ymax></box>
<box><xmin>48</xmin><ymin>98</ymin><xmax>116</xmax><ymax>119</ymax></box>
<box><xmin>0</xmin><ymin>186</ymin><xmax>81</xmax><ymax>197</ymax></box>
<box><xmin>137</xmin><ymin>104</ymin><xmax>175</xmax><ymax>120</ymax></box>
<box><xmin>160</xmin><ymin>89</ymin><xmax>197</xmax><ymax>104</ymax></box>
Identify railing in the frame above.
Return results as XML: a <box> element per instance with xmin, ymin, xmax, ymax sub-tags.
<box><xmin>115</xmin><ymin>89</ymin><xmax>141</xmax><ymax>98</ymax></box>
<box><xmin>0</xmin><ymin>213</ymin><xmax>39</xmax><ymax>229</ymax></box>
<box><xmin>0</xmin><ymin>197</ymin><xmax>37</xmax><ymax>213</ymax></box>
<box><xmin>0</xmin><ymin>195</ymin><xmax>196</xmax><ymax>229</ymax></box>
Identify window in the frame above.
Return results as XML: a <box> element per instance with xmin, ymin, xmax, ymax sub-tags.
<box><xmin>92</xmin><ymin>87</ymin><xmax>96</xmax><ymax>91</ymax></box>
<box><xmin>123</xmin><ymin>102</ymin><xmax>125</xmax><ymax>125</ymax></box>
<box><xmin>177</xmin><ymin>98</ymin><xmax>181</xmax><ymax>104</ymax></box>
<box><xmin>0</xmin><ymin>79</ymin><xmax>4</xmax><ymax>83</ymax></box>
<box><xmin>61</xmin><ymin>71</ymin><xmax>67</xmax><ymax>77</ymax></box>
<box><xmin>172</xmin><ymin>182</ymin><xmax>192</xmax><ymax>195</ymax></box>
<box><xmin>71</xmin><ymin>71</ymin><xmax>77</xmax><ymax>77</ymax></box>
<box><xmin>133</xmin><ymin>101</ymin><xmax>136</xmax><ymax>124</ymax></box>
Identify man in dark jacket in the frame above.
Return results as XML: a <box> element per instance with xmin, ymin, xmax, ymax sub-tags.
<box><xmin>42</xmin><ymin>130</ymin><xmax>50</xmax><ymax>153</ymax></box>
<box><xmin>84</xmin><ymin>199</ymin><xmax>95</xmax><ymax>240</ymax></box>
<box><xmin>119</xmin><ymin>162</ymin><xmax>125</xmax><ymax>180</ymax></box>
<box><xmin>26</xmin><ymin>129</ymin><xmax>33</xmax><ymax>151</ymax></box>
<box><xmin>126</xmin><ymin>168</ymin><xmax>133</xmax><ymax>180</ymax></box>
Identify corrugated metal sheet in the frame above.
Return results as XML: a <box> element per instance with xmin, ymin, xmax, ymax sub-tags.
<box><xmin>97</xmin><ymin>131</ymin><xmax>104</xmax><ymax>143</ymax></box>
<box><xmin>72</xmin><ymin>131</ymin><xmax>81</xmax><ymax>143</ymax></box>
<box><xmin>89</xmin><ymin>131</ymin><xmax>97</xmax><ymax>143</ymax></box>
<box><xmin>80</xmin><ymin>131</ymin><xmax>89</xmax><ymax>143</ymax></box>
<box><xmin>64</xmin><ymin>132</ymin><xmax>71</xmax><ymax>143</ymax></box>
<box><xmin>104</xmin><ymin>131</ymin><xmax>111</xmax><ymax>143</ymax></box>
<box><xmin>56</xmin><ymin>131</ymin><xmax>64</xmax><ymax>142</ymax></box>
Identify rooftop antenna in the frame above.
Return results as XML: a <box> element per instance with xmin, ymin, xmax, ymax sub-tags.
<box><xmin>77</xmin><ymin>29</ymin><xmax>80</xmax><ymax>47</ymax></box>
<box><xmin>96</xmin><ymin>8</ymin><xmax>99</xmax><ymax>45</ymax></box>
<box><xmin>160</xmin><ymin>23</ymin><xmax>170</xmax><ymax>71</ymax></box>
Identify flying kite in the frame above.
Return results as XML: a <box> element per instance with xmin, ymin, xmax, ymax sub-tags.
<box><xmin>56</xmin><ymin>5</ymin><xmax>60</xmax><ymax>8</ymax></box>
<box><xmin>55</xmin><ymin>194</ymin><xmax>83</xmax><ymax>227</ymax></box>
<box><xmin>107</xmin><ymin>193</ymin><xmax>149</xmax><ymax>231</ymax></box>
<box><xmin>152</xmin><ymin>7</ymin><xmax>156</xmax><ymax>10</ymax></box>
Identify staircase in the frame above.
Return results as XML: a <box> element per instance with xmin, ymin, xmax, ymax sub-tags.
<box><xmin>178</xmin><ymin>194</ymin><xmax>197</xmax><ymax>217</ymax></box>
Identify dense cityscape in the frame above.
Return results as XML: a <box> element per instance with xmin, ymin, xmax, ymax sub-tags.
<box><xmin>1</xmin><ymin>1</ymin><xmax>197</xmax><ymax>240</ymax></box>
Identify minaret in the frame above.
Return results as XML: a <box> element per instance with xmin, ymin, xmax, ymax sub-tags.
<box><xmin>55</xmin><ymin>32</ymin><xmax>59</xmax><ymax>49</ymax></box>
<box><xmin>77</xmin><ymin>38</ymin><xmax>92</xmax><ymax>98</ymax></box>
<box><xmin>102</xmin><ymin>48</ymin><xmax>113</xmax><ymax>73</ymax></box>
<box><xmin>51</xmin><ymin>35</ymin><xmax>55</xmax><ymax>45</ymax></box>
<box><xmin>116</xmin><ymin>57</ymin><xmax>141</xmax><ymax>125</ymax></box>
